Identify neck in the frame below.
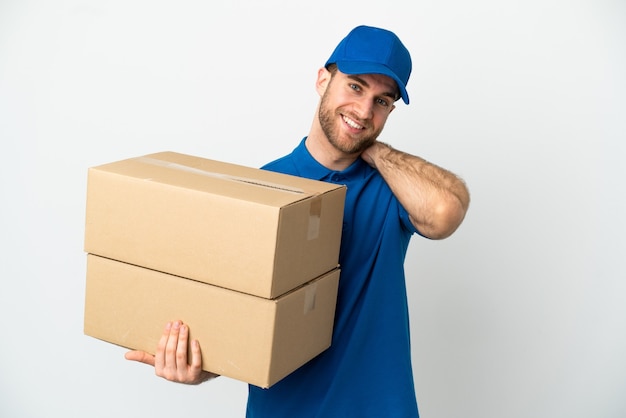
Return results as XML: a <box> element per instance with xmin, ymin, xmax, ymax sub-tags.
<box><xmin>305</xmin><ymin>118</ymin><xmax>359</xmax><ymax>172</ymax></box>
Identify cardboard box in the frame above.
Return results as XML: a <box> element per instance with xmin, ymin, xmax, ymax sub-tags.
<box><xmin>84</xmin><ymin>151</ymin><xmax>345</xmax><ymax>299</ymax></box>
<box><xmin>84</xmin><ymin>254</ymin><xmax>340</xmax><ymax>388</ymax></box>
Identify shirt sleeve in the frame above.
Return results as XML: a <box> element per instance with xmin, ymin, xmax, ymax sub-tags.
<box><xmin>398</xmin><ymin>201</ymin><xmax>425</xmax><ymax>237</ymax></box>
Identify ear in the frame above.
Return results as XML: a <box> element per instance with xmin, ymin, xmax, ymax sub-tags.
<box><xmin>315</xmin><ymin>67</ymin><xmax>331</xmax><ymax>96</ymax></box>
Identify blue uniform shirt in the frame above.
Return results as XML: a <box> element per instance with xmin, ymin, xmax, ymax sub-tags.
<box><xmin>246</xmin><ymin>138</ymin><xmax>420</xmax><ymax>418</ymax></box>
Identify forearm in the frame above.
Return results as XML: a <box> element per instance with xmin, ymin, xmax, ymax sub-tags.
<box><xmin>362</xmin><ymin>142</ymin><xmax>470</xmax><ymax>239</ymax></box>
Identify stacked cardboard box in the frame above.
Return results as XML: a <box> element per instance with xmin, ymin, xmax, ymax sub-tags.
<box><xmin>83</xmin><ymin>151</ymin><xmax>346</xmax><ymax>388</ymax></box>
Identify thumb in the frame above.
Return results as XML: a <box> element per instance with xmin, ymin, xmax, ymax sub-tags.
<box><xmin>124</xmin><ymin>350</ymin><xmax>156</xmax><ymax>367</ymax></box>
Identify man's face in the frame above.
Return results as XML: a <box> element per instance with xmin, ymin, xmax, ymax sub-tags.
<box><xmin>318</xmin><ymin>69</ymin><xmax>397</xmax><ymax>156</ymax></box>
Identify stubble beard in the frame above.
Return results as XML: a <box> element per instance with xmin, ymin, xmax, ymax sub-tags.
<box><xmin>318</xmin><ymin>90</ymin><xmax>381</xmax><ymax>156</ymax></box>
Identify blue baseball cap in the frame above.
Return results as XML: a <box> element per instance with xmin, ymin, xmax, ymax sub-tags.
<box><xmin>325</xmin><ymin>25</ymin><xmax>412</xmax><ymax>104</ymax></box>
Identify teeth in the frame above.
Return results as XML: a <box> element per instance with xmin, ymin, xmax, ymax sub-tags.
<box><xmin>343</xmin><ymin>116</ymin><xmax>363</xmax><ymax>129</ymax></box>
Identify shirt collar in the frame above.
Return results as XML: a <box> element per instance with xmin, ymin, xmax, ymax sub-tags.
<box><xmin>293</xmin><ymin>137</ymin><xmax>370</xmax><ymax>182</ymax></box>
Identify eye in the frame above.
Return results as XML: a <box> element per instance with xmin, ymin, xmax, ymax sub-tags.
<box><xmin>349</xmin><ymin>83</ymin><xmax>361</xmax><ymax>92</ymax></box>
<box><xmin>376</xmin><ymin>97</ymin><xmax>390</xmax><ymax>107</ymax></box>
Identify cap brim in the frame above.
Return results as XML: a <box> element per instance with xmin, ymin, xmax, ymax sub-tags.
<box><xmin>336</xmin><ymin>61</ymin><xmax>409</xmax><ymax>104</ymax></box>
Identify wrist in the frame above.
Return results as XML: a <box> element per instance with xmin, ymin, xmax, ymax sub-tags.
<box><xmin>362</xmin><ymin>141</ymin><xmax>392</xmax><ymax>168</ymax></box>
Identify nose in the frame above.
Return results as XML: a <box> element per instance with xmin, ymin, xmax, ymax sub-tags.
<box><xmin>353</xmin><ymin>96</ymin><xmax>374</xmax><ymax>120</ymax></box>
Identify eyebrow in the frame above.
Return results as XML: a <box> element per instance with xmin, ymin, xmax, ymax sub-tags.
<box><xmin>347</xmin><ymin>74</ymin><xmax>399</xmax><ymax>101</ymax></box>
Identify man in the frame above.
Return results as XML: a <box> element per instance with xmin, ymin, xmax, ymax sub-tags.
<box><xmin>126</xmin><ymin>25</ymin><xmax>470</xmax><ymax>417</ymax></box>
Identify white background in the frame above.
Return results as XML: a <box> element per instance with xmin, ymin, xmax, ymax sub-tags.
<box><xmin>1</xmin><ymin>0</ymin><xmax>625</xmax><ymax>417</ymax></box>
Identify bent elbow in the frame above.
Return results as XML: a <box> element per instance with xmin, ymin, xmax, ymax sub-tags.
<box><xmin>421</xmin><ymin>198</ymin><xmax>469</xmax><ymax>240</ymax></box>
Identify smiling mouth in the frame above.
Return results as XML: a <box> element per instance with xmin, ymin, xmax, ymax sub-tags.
<box><xmin>342</xmin><ymin>115</ymin><xmax>364</xmax><ymax>130</ymax></box>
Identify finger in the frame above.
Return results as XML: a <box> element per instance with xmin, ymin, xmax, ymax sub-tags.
<box><xmin>177</xmin><ymin>324</ymin><xmax>190</xmax><ymax>373</ymax></box>
<box><xmin>154</xmin><ymin>321</ymin><xmax>172</xmax><ymax>371</ymax></box>
<box><xmin>164</xmin><ymin>321</ymin><xmax>181</xmax><ymax>370</ymax></box>
<box><xmin>189</xmin><ymin>339</ymin><xmax>203</xmax><ymax>373</ymax></box>
<box><xmin>124</xmin><ymin>350</ymin><xmax>156</xmax><ymax>367</ymax></box>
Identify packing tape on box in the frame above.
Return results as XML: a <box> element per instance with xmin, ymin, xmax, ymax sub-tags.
<box><xmin>137</xmin><ymin>156</ymin><xmax>323</xmax><ymax>240</ymax></box>
<box><xmin>307</xmin><ymin>196</ymin><xmax>321</xmax><ymax>240</ymax></box>
<box><xmin>303</xmin><ymin>282</ymin><xmax>318</xmax><ymax>314</ymax></box>
<box><xmin>137</xmin><ymin>156</ymin><xmax>306</xmax><ymax>194</ymax></box>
